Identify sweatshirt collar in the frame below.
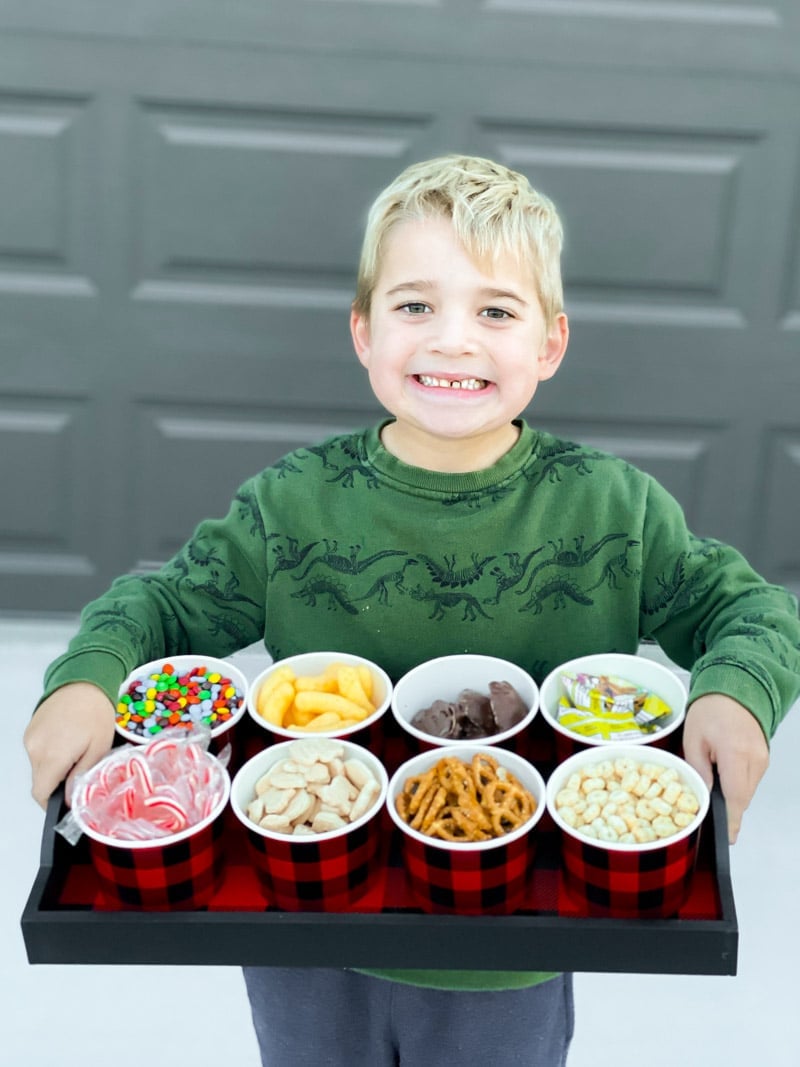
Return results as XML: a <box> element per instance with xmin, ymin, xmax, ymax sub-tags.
<box><xmin>363</xmin><ymin>419</ymin><xmax>538</xmax><ymax>494</ymax></box>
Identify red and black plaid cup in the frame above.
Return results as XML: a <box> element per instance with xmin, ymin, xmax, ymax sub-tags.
<box><xmin>73</xmin><ymin>758</ymin><xmax>231</xmax><ymax>910</ymax></box>
<box><xmin>538</xmin><ymin>652</ymin><xmax>687</xmax><ymax>760</ymax></box>
<box><xmin>390</xmin><ymin>654</ymin><xmax>540</xmax><ymax>757</ymax></box>
<box><xmin>230</xmin><ymin>738</ymin><xmax>388</xmax><ymax>911</ymax></box>
<box><xmin>85</xmin><ymin>815</ymin><xmax>227</xmax><ymax>909</ymax></box>
<box><xmin>387</xmin><ymin>745</ymin><xmax>546</xmax><ymax>915</ymax></box>
<box><xmin>545</xmin><ymin>744</ymin><xmax>710</xmax><ymax>918</ymax></box>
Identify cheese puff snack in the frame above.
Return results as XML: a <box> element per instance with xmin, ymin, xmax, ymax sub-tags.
<box><xmin>256</xmin><ymin>662</ymin><xmax>378</xmax><ymax>732</ymax></box>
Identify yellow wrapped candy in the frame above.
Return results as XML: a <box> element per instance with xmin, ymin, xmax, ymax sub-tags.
<box><xmin>557</xmin><ymin>671</ymin><xmax>672</xmax><ymax>739</ymax></box>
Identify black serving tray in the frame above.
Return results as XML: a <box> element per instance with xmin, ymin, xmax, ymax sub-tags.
<box><xmin>21</xmin><ymin>720</ymin><xmax>738</xmax><ymax>975</ymax></box>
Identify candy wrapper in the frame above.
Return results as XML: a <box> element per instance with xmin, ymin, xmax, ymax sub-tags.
<box><xmin>557</xmin><ymin>671</ymin><xmax>673</xmax><ymax>740</ymax></box>
<box><xmin>57</xmin><ymin>726</ymin><xmax>229</xmax><ymax>845</ymax></box>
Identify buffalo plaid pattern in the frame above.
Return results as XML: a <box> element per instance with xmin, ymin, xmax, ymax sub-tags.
<box><xmin>245</xmin><ymin>817</ymin><xmax>383</xmax><ymax>911</ymax></box>
<box><xmin>55</xmin><ymin>800</ymin><xmax>725</xmax><ymax>921</ymax></box>
<box><xmin>243</xmin><ymin>711</ymin><xmax>552</xmax><ymax>780</ymax></box>
<box><xmin>399</xmin><ymin>831</ymin><xmax>537</xmax><ymax>915</ymax></box>
<box><xmin>344</xmin><ymin>720</ymin><xmax>390</xmax><ymax>765</ymax></box>
<box><xmin>62</xmin><ymin>716</ymin><xmax>716</xmax><ymax>923</ymax></box>
<box><xmin>377</xmin><ymin>715</ymin><xmax>550</xmax><ymax>778</ymax></box>
<box><xmin>552</xmin><ymin>725</ymin><xmax>685</xmax><ymax>765</ymax></box>
<box><xmin>88</xmin><ymin>815</ymin><xmax>226</xmax><ymax>909</ymax></box>
<box><xmin>560</xmin><ymin>825</ymin><xmax>701</xmax><ymax>918</ymax></box>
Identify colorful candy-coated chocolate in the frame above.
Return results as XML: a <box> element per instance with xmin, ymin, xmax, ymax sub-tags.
<box><xmin>117</xmin><ymin>663</ymin><xmax>243</xmax><ymax>737</ymax></box>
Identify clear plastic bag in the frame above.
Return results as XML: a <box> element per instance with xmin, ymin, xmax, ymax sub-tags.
<box><xmin>56</xmin><ymin>725</ymin><xmax>229</xmax><ymax>844</ymax></box>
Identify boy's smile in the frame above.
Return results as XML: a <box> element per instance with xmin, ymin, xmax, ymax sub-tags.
<box><xmin>351</xmin><ymin>216</ymin><xmax>568</xmax><ymax>473</ymax></box>
<box><xmin>416</xmin><ymin>374</ymin><xmax>485</xmax><ymax>390</ymax></box>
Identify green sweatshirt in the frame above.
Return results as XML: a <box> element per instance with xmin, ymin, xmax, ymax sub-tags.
<box><xmin>44</xmin><ymin>420</ymin><xmax>800</xmax><ymax>990</ymax></box>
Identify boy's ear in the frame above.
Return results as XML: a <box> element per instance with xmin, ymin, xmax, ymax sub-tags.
<box><xmin>350</xmin><ymin>306</ymin><xmax>371</xmax><ymax>368</ymax></box>
<box><xmin>537</xmin><ymin>312</ymin><xmax>569</xmax><ymax>381</ymax></box>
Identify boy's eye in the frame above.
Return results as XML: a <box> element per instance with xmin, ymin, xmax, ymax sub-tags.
<box><xmin>481</xmin><ymin>307</ymin><xmax>512</xmax><ymax>320</ymax></box>
<box><xmin>399</xmin><ymin>301</ymin><xmax>431</xmax><ymax>314</ymax></box>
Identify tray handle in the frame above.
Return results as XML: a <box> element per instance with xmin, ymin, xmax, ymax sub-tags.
<box><xmin>710</xmin><ymin>772</ymin><xmax>737</xmax><ymax>925</ymax></box>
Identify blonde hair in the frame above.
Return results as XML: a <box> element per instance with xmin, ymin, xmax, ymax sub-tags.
<box><xmin>354</xmin><ymin>154</ymin><xmax>564</xmax><ymax>326</ymax></box>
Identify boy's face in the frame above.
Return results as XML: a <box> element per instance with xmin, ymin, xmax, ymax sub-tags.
<box><xmin>351</xmin><ymin>215</ymin><xmax>568</xmax><ymax>472</ymax></box>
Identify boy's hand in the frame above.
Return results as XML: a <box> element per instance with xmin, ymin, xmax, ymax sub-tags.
<box><xmin>682</xmin><ymin>693</ymin><xmax>769</xmax><ymax>845</ymax></box>
<box><xmin>24</xmin><ymin>683</ymin><xmax>116</xmax><ymax>809</ymax></box>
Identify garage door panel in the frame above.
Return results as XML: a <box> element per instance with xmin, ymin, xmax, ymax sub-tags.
<box><xmin>123</xmin><ymin>300</ymin><xmax>368</xmax><ymax>405</ymax></box>
<box><xmin>0</xmin><ymin>91</ymin><xmax>100</xmax><ymax>295</ymax></box>
<box><xmin>783</xmin><ymin>178</ymin><xmax>800</xmax><ymax>323</ymax></box>
<box><xmin>753</xmin><ymin>429</ymin><xmax>800</xmax><ymax>592</ymax></box>
<box><xmin>134</xmin><ymin>101</ymin><xmax>431</xmax><ymax>286</ymax></box>
<box><xmin>0</xmin><ymin>398</ymin><xmax>99</xmax><ymax>592</ymax></box>
<box><xmin>1</xmin><ymin>1</ymin><xmax>796</xmax><ymax>77</ymax></box>
<box><xmin>479</xmin><ymin>122</ymin><xmax>769</xmax><ymax>318</ymax></box>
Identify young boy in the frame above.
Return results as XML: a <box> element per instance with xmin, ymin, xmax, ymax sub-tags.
<box><xmin>25</xmin><ymin>155</ymin><xmax>800</xmax><ymax>1066</ymax></box>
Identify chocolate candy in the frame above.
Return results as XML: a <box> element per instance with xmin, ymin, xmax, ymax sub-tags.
<box><xmin>411</xmin><ymin>680</ymin><xmax>528</xmax><ymax>740</ymax></box>
<box><xmin>117</xmin><ymin>662</ymin><xmax>244</xmax><ymax>737</ymax></box>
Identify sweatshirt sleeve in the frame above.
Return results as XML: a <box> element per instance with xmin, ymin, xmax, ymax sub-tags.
<box><xmin>638</xmin><ymin>477</ymin><xmax>800</xmax><ymax>741</ymax></box>
<box><xmin>42</xmin><ymin>477</ymin><xmax>268</xmax><ymax>705</ymax></box>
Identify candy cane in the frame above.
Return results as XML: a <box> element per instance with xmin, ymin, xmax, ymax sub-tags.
<box><xmin>143</xmin><ymin>794</ymin><xmax>188</xmax><ymax>833</ymax></box>
<box><xmin>144</xmin><ymin>737</ymin><xmax>180</xmax><ymax>760</ymax></box>
<box><xmin>128</xmin><ymin>753</ymin><xmax>154</xmax><ymax>796</ymax></box>
<box><xmin>122</xmin><ymin>785</ymin><xmax>137</xmax><ymax>819</ymax></box>
<box><xmin>80</xmin><ymin>780</ymin><xmax>101</xmax><ymax>808</ymax></box>
<box><xmin>100</xmin><ymin>757</ymin><xmax>129</xmax><ymax>793</ymax></box>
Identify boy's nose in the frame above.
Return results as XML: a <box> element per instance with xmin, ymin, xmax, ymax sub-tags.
<box><xmin>428</xmin><ymin>311</ymin><xmax>478</xmax><ymax>356</ymax></box>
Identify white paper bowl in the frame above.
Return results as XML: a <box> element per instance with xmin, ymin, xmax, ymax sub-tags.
<box><xmin>246</xmin><ymin>651</ymin><xmax>392</xmax><ymax>740</ymax></box>
<box><xmin>539</xmin><ymin>652</ymin><xmax>686</xmax><ymax>750</ymax></box>
<box><xmin>545</xmin><ymin>744</ymin><xmax>709</xmax><ymax>853</ymax></box>
<box><xmin>115</xmin><ymin>654</ymin><xmax>249</xmax><ymax>745</ymax></box>
<box><xmin>230</xmin><ymin>738</ymin><xmax>389</xmax><ymax>844</ymax></box>
<box><xmin>391</xmin><ymin>654</ymin><xmax>539</xmax><ymax>748</ymax></box>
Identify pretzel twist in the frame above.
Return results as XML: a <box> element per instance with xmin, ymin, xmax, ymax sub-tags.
<box><xmin>396</xmin><ymin>753</ymin><xmax>536</xmax><ymax>842</ymax></box>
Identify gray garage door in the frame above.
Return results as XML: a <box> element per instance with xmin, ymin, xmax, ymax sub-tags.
<box><xmin>2</xmin><ymin>1</ymin><xmax>799</xmax><ymax>614</ymax></box>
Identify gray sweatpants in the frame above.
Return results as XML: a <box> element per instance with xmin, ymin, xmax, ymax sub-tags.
<box><xmin>243</xmin><ymin>967</ymin><xmax>573</xmax><ymax>1066</ymax></box>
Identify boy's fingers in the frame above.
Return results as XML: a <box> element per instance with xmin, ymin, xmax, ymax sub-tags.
<box><xmin>715</xmin><ymin>753</ymin><xmax>768</xmax><ymax>846</ymax></box>
<box><xmin>29</xmin><ymin>759</ymin><xmax>64</xmax><ymax>810</ymax></box>
<box><xmin>24</xmin><ymin>682</ymin><xmax>117</xmax><ymax>810</ymax></box>
<box><xmin>681</xmin><ymin>734</ymin><xmax>714</xmax><ymax>792</ymax></box>
<box><xmin>30</xmin><ymin>736</ymin><xmax>114</xmax><ymax>810</ymax></box>
<box><xmin>64</xmin><ymin>739</ymin><xmax>114</xmax><ymax>807</ymax></box>
<box><xmin>721</xmin><ymin>796</ymin><xmax>742</xmax><ymax>845</ymax></box>
<box><xmin>24</xmin><ymin>728</ymin><xmax>61</xmax><ymax>809</ymax></box>
<box><xmin>684</xmin><ymin>742</ymin><xmax>739</xmax><ymax>844</ymax></box>
<box><xmin>28</xmin><ymin>742</ymin><xmax>79</xmax><ymax>809</ymax></box>
<box><xmin>684</xmin><ymin>737</ymin><xmax>766</xmax><ymax>845</ymax></box>
<box><xmin>682</xmin><ymin>694</ymin><xmax>770</xmax><ymax>846</ymax></box>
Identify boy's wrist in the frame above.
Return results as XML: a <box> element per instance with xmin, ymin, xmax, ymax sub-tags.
<box><xmin>41</xmin><ymin>648</ymin><xmax>130</xmax><ymax>710</ymax></box>
<box><xmin>689</xmin><ymin>662</ymin><xmax>774</xmax><ymax>740</ymax></box>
